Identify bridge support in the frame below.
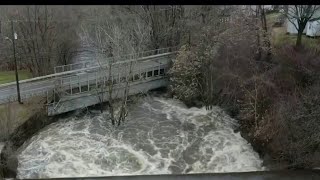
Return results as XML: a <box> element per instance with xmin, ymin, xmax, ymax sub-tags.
<box><xmin>47</xmin><ymin>78</ymin><xmax>169</xmax><ymax>116</ymax></box>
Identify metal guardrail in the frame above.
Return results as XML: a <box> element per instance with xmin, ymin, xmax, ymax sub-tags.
<box><xmin>54</xmin><ymin>47</ymin><xmax>178</xmax><ymax>73</ymax></box>
<box><xmin>57</xmin><ymin>64</ymin><xmax>168</xmax><ymax>91</ymax></box>
<box><xmin>0</xmin><ymin>48</ymin><xmax>176</xmax><ymax>104</ymax></box>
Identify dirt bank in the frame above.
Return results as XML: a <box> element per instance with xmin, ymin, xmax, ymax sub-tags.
<box><xmin>0</xmin><ymin>96</ymin><xmax>67</xmax><ymax>178</ymax></box>
<box><xmin>0</xmin><ymin>97</ymin><xmax>45</xmax><ymax>142</ymax></box>
<box><xmin>237</xmin><ymin>122</ymin><xmax>288</xmax><ymax>170</ymax></box>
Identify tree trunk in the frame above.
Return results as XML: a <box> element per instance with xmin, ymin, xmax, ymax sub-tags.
<box><xmin>100</xmin><ymin>91</ymin><xmax>104</xmax><ymax>113</ymax></box>
<box><xmin>296</xmin><ymin>20</ymin><xmax>309</xmax><ymax>48</ymax></box>
<box><xmin>296</xmin><ymin>30</ymin><xmax>303</xmax><ymax>47</ymax></box>
<box><xmin>260</xmin><ymin>7</ymin><xmax>271</xmax><ymax>58</ymax></box>
<box><xmin>255</xmin><ymin>7</ymin><xmax>262</xmax><ymax>60</ymax></box>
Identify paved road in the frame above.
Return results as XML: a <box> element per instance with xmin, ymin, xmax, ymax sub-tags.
<box><xmin>0</xmin><ymin>77</ymin><xmax>54</xmax><ymax>103</ymax></box>
<box><xmin>0</xmin><ymin>54</ymin><xmax>171</xmax><ymax>104</ymax></box>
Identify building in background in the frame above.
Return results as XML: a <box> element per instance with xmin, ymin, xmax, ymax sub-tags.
<box><xmin>286</xmin><ymin>5</ymin><xmax>320</xmax><ymax>37</ymax></box>
<box><xmin>306</xmin><ymin>20</ymin><xmax>320</xmax><ymax>37</ymax></box>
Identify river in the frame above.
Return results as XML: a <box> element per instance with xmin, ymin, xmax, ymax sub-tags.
<box><xmin>16</xmin><ymin>96</ymin><xmax>265</xmax><ymax>178</ymax></box>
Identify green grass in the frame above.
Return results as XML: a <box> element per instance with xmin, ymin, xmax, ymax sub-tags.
<box><xmin>271</xmin><ymin>27</ymin><xmax>320</xmax><ymax>50</ymax></box>
<box><xmin>0</xmin><ymin>70</ymin><xmax>32</xmax><ymax>84</ymax></box>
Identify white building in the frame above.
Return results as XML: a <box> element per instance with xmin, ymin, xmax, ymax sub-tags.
<box><xmin>306</xmin><ymin>20</ymin><xmax>320</xmax><ymax>37</ymax></box>
<box><xmin>264</xmin><ymin>5</ymin><xmax>273</xmax><ymax>10</ymax></box>
<box><xmin>286</xmin><ymin>18</ymin><xmax>307</xmax><ymax>34</ymax></box>
<box><xmin>286</xmin><ymin>5</ymin><xmax>320</xmax><ymax>37</ymax></box>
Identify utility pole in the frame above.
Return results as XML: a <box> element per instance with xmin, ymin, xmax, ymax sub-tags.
<box><xmin>11</xmin><ymin>20</ymin><xmax>22</xmax><ymax>104</ymax></box>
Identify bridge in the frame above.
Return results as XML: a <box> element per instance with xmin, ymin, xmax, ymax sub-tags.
<box><xmin>0</xmin><ymin>47</ymin><xmax>177</xmax><ymax>116</ymax></box>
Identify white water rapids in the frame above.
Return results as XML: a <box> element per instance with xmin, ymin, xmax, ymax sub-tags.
<box><xmin>16</xmin><ymin>96</ymin><xmax>265</xmax><ymax>178</ymax></box>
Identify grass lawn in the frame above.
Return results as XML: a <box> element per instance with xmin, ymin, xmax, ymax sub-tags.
<box><xmin>272</xmin><ymin>27</ymin><xmax>320</xmax><ymax>49</ymax></box>
<box><xmin>0</xmin><ymin>70</ymin><xmax>33</xmax><ymax>85</ymax></box>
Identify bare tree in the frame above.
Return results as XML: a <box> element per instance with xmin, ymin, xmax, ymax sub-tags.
<box><xmin>0</xmin><ymin>5</ymin><xmax>80</xmax><ymax>76</ymax></box>
<box><xmin>81</xmin><ymin>6</ymin><xmax>142</xmax><ymax>126</ymax></box>
<box><xmin>126</xmin><ymin>5</ymin><xmax>185</xmax><ymax>49</ymax></box>
<box><xmin>12</xmin><ymin>6</ymin><xmax>57</xmax><ymax>76</ymax></box>
<box><xmin>54</xmin><ymin>6</ymin><xmax>80</xmax><ymax>66</ymax></box>
<box><xmin>284</xmin><ymin>5</ymin><xmax>320</xmax><ymax>47</ymax></box>
<box><xmin>258</xmin><ymin>5</ymin><xmax>271</xmax><ymax>58</ymax></box>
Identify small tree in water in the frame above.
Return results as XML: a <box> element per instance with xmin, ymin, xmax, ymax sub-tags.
<box><xmin>80</xmin><ymin>8</ymin><xmax>143</xmax><ymax>126</ymax></box>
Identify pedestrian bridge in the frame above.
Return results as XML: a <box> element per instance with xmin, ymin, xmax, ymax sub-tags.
<box><xmin>48</xmin><ymin>50</ymin><xmax>175</xmax><ymax>116</ymax></box>
<box><xmin>0</xmin><ymin>47</ymin><xmax>177</xmax><ymax>116</ymax></box>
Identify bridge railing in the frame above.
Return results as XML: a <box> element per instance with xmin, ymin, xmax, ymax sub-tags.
<box><xmin>108</xmin><ymin>46</ymin><xmax>178</xmax><ymax>63</ymax></box>
<box><xmin>51</xmin><ymin>63</ymin><xmax>169</xmax><ymax>102</ymax></box>
<box><xmin>54</xmin><ymin>46</ymin><xmax>178</xmax><ymax>73</ymax></box>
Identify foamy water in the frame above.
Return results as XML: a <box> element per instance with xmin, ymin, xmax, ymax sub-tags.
<box><xmin>17</xmin><ymin>96</ymin><xmax>264</xmax><ymax>178</ymax></box>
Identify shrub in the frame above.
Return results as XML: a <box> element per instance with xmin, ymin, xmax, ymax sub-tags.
<box><xmin>169</xmin><ymin>10</ymin><xmax>320</xmax><ymax>168</ymax></box>
<box><xmin>168</xmin><ymin>45</ymin><xmax>202</xmax><ymax>106</ymax></box>
<box><xmin>254</xmin><ymin>46</ymin><xmax>320</xmax><ymax>168</ymax></box>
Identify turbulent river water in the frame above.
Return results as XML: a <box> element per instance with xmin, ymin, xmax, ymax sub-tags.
<box><xmin>16</xmin><ymin>96</ymin><xmax>265</xmax><ymax>178</ymax></box>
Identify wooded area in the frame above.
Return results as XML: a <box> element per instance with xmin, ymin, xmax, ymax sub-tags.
<box><xmin>169</xmin><ymin>5</ymin><xmax>320</xmax><ymax>169</ymax></box>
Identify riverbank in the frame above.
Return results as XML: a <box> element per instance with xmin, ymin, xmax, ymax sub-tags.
<box><xmin>0</xmin><ymin>95</ymin><xmax>64</xmax><ymax>177</ymax></box>
<box><xmin>1</xmin><ymin>97</ymin><xmax>46</xmax><ymax>177</ymax></box>
<box><xmin>1</xmin><ymin>110</ymin><xmax>47</xmax><ymax>177</ymax></box>
<box><xmin>0</xmin><ymin>97</ymin><xmax>45</xmax><ymax>142</ymax></box>
<box><xmin>237</xmin><ymin>121</ymin><xmax>286</xmax><ymax>170</ymax></box>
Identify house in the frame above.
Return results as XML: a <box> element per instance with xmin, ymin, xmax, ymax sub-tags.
<box><xmin>286</xmin><ymin>5</ymin><xmax>320</xmax><ymax>37</ymax></box>
<box><xmin>286</xmin><ymin>18</ymin><xmax>307</xmax><ymax>34</ymax></box>
<box><xmin>306</xmin><ymin>20</ymin><xmax>320</xmax><ymax>37</ymax></box>
<box><xmin>264</xmin><ymin>5</ymin><xmax>273</xmax><ymax>10</ymax></box>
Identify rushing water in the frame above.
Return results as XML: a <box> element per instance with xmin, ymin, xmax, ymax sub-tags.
<box><xmin>16</xmin><ymin>96</ymin><xmax>265</xmax><ymax>178</ymax></box>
